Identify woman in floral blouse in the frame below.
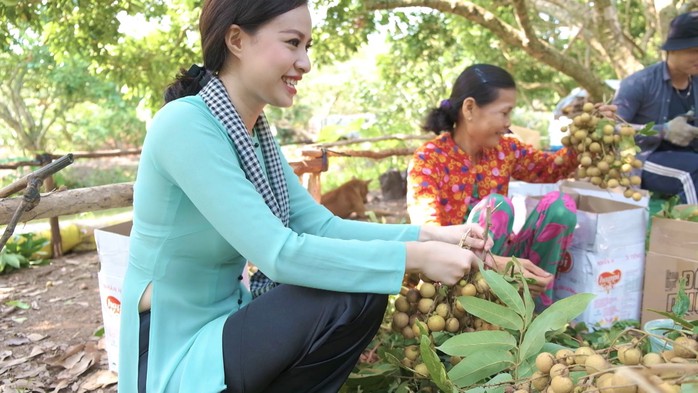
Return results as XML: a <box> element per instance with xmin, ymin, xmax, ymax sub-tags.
<box><xmin>407</xmin><ymin>64</ymin><xmax>579</xmax><ymax>309</ymax></box>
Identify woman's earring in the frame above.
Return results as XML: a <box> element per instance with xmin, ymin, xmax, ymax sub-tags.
<box><xmin>467</xmin><ymin>117</ymin><xmax>473</xmax><ymax>121</ymax></box>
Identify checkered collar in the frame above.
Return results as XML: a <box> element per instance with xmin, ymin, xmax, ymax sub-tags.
<box><xmin>198</xmin><ymin>77</ymin><xmax>290</xmax><ymax>227</ymax></box>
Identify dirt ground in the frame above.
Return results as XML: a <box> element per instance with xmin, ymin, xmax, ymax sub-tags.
<box><xmin>0</xmin><ymin>250</ymin><xmax>118</xmax><ymax>393</ymax></box>
<box><xmin>0</xmin><ymin>194</ymin><xmax>409</xmax><ymax>392</ymax></box>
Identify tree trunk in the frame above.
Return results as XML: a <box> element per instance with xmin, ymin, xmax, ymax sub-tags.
<box><xmin>0</xmin><ymin>183</ymin><xmax>134</xmax><ymax>225</ymax></box>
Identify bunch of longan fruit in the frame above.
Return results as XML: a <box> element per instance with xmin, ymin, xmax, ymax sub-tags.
<box><xmin>392</xmin><ymin>273</ymin><xmax>502</xmax><ymax>372</ymax></box>
<box><xmin>392</xmin><ymin>273</ymin><xmax>497</xmax><ymax>340</ymax></box>
<box><xmin>528</xmin><ymin>336</ymin><xmax>698</xmax><ymax>393</ymax></box>
<box><xmin>559</xmin><ymin>102</ymin><xmax>644</xmax><ymax>201</ymax></box>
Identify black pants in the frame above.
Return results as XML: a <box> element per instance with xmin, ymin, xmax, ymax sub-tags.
<box><xmin>138</xmin><ymin>310</ymin><xmax>150</xmax><ymax>393</ymax></box>
<box><xmin>643</xmin><ymin>148</ymin><xmax>698</xmax><ymax>204</ymax></box>
<box><xmin>138</xmin><ymin>286</ymin><xmax>387</xmax><ymax>393</ymax></box>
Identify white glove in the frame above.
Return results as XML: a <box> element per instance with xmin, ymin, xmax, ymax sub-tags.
<box><xmin>664</xmin><ymin>115</ymin><xmax>698</xmax><ymax>147</ymax></box>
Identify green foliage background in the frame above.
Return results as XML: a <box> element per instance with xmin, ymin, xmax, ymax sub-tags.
<box><xmin>0</xmin><ymin>0</ymin><xmax>692</xmax><ymax>190</ymax></box>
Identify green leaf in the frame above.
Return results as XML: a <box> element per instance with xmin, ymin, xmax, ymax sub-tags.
<box><xmin>672</xmin><ymin>206</ymin><xmax>698</xmax><ymax>221</ymax></box>
<box><xmin>458</xmin><ymin>296</ymin><xmax>523</xmax><ymax>331</ymax></box>
<box><xmin>541</xmin><ymin>342</ymin><xmax>572</xmax><ymax>355</ymax></box>
<box><xmin>514</xmin><ymin>256</ymin><xmax>535</xmax><ymax>326</ymax></box>
<box><xmin>3</xmin><ymin>253</ymin><xmax>22</xmax><ymax>269</ymax></box>
<box><xmin>431</xmin><ymin>331</ymin><xmax>452</xmax><ymax>346</ymax></box>
<box><xmin>5</xmin><ymin>300</ymin><xmax>30</xmax><ymax>309</ymax></box>
<box><xmin>549</xmin><ymin>332</ymin><xmax>581</xmax><ymax>349</ymax></box>
<box><xmin>646</xmin><ymin>309</ymin><xmax>695</xmax><ymax>331</ymax></box>
<box><xmin>516</xmin><ymin>358</ymin><xmax>535</xmax><ymax>379</ymax></box>
<box><xmin>383</xmin><ymin>351</ymin><xmax>404</xmax><ymax>369</ymax></box>
<box><xmin>345</xmin><ymin>362</ymin><xmax>400</xmax><ymax>390</ymax></box>
<box><xmin>594</xmin><ymin>120</ymin><xmax>608</xmax><ymax>139</ymax></box>
<box><xmin>637</xmin><ymin>122</ymin><xmax>657</xmax><ymax>136</ymax></box>
<box><xmin>570</xmin><ymin>371</ymin><xmax>588</xmax><ymax>385</ymax></box>
<box><xmin>394</xmin><ymin>381</ymin><xmax>411</xmax><ymax>393</ymax></box>
<box><xmin>29</xmin><ymin>258</ymin><xmax>50</xmax><ymax>266</ymax></box>
<box><xmin>479</xmin><ymin>372</ymin><xmax>514</xmax><ymax>393</ymax></box>
<box><xmin>519</xmin><ymin>293</ymin><xmax>594</xmax><ymax>361</ymax></box>
<box><xmin>447</xmin><ymin>350</ymin><xmax>514</xmax><ymax>388</ymax></box>
<box><xmin>672</xmin><ymin>277</ymin><xmax>690</xmax><ymax>318</ymax></box>
<box><xmin>438</xmin><ymin>330</ymin><xmax>517</xmax><ymax>357</ymax></box>
<box><xmin>482</xmin><ymin>269</ymin><xmax>525</xmax><ymax>318</ymax></box>
<box><xmin>420</xmin><ymin>334</ymin><xmax>457</xmax><ymax>393</ymax></box>
<box><xmin>94</xmin><ymin>326</ymin><xmax>105</xmax><ymax>337</ymax></box>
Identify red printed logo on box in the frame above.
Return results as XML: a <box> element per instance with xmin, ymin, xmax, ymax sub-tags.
<box><xmin>558</xmin><ymin>251</ymin><xmax>573</xmax><ymax>274</ymax></box>
<box><xmin>598</xmin><ymin>270</ymin><xmax>622</xmax><ymax>292</ymax></box>
<box><xmin>106</xmin><ymin>296</ymin><xmax>121</xmax><ymax>315</ymax></box>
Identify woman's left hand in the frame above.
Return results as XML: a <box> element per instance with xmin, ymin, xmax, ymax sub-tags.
<box><xmin>420</xmin><ymin>223</ymin><xmax>493</xmax><ymax>252</ymax></box>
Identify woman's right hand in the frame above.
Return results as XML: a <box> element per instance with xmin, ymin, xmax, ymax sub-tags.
<box><xmin>405</xmin><ymin>241</ymin><xmax>479</xmax><ymax>286</ymax></box>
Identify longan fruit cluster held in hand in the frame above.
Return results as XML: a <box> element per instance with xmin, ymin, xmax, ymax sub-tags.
<box><xmin>392</xmin><ymin>273</ymin><xmax>501</xmax><ymax>376</ymax></box>
<box><xmin>392</xmin><ymin>273</ymin><xmax>499</xmax><ymax>340</ymax></box>
<box><xmin>560</xmin><ymin>102</ymin><xmax>644</xmax><ymax>201</ymax></box>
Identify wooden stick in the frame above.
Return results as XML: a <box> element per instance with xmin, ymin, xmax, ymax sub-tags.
<box><xmin>0</xmin><ymin>154</ymin><xmax>74</xmax><ymax>198</ymax></box>
<box><xmin>0</xmin><ymin>183</ymin><xmax>134</xmax><ymax>226</ymax></box>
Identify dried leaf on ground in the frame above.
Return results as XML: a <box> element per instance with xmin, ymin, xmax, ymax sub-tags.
<box><xmin>28</xmin><ymin>333</ymin><xmax>46</xmax><ymax>342</ymax></box>
<box><xmin>0</xmin><ymin>345</ymin><xmax>45</xmax><ymax>372</ymax></box>
<box><xmin>78</xmin><ymin>370</ymin><xmax>118</xmax><ymax>392</ymax></box>
<box><xmin>51</xmin><ymin>342</ymin><xmax>102</xmax><ymax>388</ymax></box>
<box><xmin>5</xmin><ymin>337</ymin><xmax>30</xmax><ymax>347</ymax></box>
<box><xmin>15</xmin><ymin>364</ymin><xmax>47</xmax><ymax>379</ymax></box>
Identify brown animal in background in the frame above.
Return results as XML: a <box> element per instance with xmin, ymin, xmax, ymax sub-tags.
<box><xmin>321</xmin><ymin>179</ymin><xmax>371</xmax><ymax>218</ymax></box>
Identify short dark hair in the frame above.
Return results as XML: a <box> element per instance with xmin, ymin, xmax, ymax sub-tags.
<box><xmin>164</xmin><ymin>0</ymin><xmax>308</xmax><ymax>103</ymax></box>
<box><xmin>422</xmin><ymin>64</ymin><xmax>516</xmax><ymax>134</ymax></box>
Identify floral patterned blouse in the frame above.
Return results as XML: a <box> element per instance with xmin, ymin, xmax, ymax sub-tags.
<box><xmin>407</xmin><ymin>133</ymin><xmax>578</xmax><ymax>226</ymax></box>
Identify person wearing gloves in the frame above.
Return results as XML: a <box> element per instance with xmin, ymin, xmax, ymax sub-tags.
<box><xmin>613</xmin><ymin>11</ymin><xmax>698</xmax><ymax>204</ymax></box>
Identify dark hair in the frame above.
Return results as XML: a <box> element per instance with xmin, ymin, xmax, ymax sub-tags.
<box><xmin>422</xmin><ymin>64</ymin><xmax>516</xmax><ymax>134</ymax></box>
<box><xmin>164</xmin><ymin>0</ymin><xmax>308</xmax><ymax>103</ymax></box>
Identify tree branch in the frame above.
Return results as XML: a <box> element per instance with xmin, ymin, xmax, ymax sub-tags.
<box><xmin>510</xmin><ymin>0</ymin><xmax>539</xmax><ymax>47</ymax></box>
<box><xmin>10</xmin><ymin>66</ymin><xmax>37</xmax><ymax>144</ymax></box>
<box><xmin>516</xmin><ymin>81</ymin><xmax>567</xmax><ymax>96</ymax></box>
<box><xmin>592</xmin><ymin>0</ymin><xmax>644</xmax><ymax>77</ymax></box>
<box><xmin>364</xmin><ymin>0</ymin><xmax>612</xmax><ymax>99</ymax></box>
<box><xmin>0</xmin><ymin>102</ymin><xmax>21</xmax><ymax>132</ymax></box>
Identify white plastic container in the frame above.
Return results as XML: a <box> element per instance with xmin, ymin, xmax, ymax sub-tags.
<box><xmin>94</xmin><ymin>221</ymin><xmax>131</xmax><ymax>372</ymax></box>
<box><xmin>643</xmin><ymin>319</ymin><xmax>679</xmax><ymax>353</ymax></box>
<box><xmin>93</xmin><ymin>221</ymin><xmax>251</xmax><ymax>372</ymax></box>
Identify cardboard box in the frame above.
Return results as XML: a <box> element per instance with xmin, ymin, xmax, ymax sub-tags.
<box><xmin>554</xmin><ymin>194</ymin><xmax>648</xmax><ymax>328</ymax></box>
<box><xmin>568</xmin><ymin>193</ymin><xmax>648</xmax><ymax>251</ymax></box>
<box><xmin>94</xmin><ymin>221</ymin><xmax>132</xmax><ymax>372</ymax></box>
<box><xmin>641</xmin><ymin>215</ymin><xmax>698</xmax><ymax>325</ymax></box>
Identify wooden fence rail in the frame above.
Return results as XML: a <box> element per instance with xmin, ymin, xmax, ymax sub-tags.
<box><xmin>0</xmin><ymin>138</ymin><xmax>428</xmax><ymax>254</ymax></box>
<box><xmin>0</xmin><ymin>183</ymin><xmax>134</xmax><ymax>225</ymax></box>
<box><xmin>0</xmin><ymin>149</ymin><xmax>142</xmax><ymax>170</ymax></box>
